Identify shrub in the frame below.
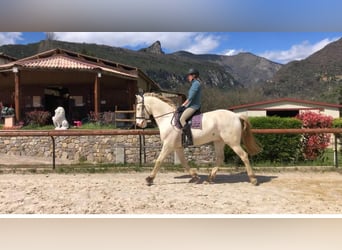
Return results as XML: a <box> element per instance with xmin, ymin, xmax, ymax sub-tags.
<box><xmin>224</xmin><ymin>116</ymin><xmax>302</xmax><ymax>164</ymax></box>
<box><xmin>296</xmin><ymin>111</ymin><xmax>333</xmax><ymax>160</ymax></box>
<box><xmin>333</xmin><ymin>118</ymin><xmax>342</xmax><ymax>128</ymax></box>
<box><xmin>25</xmin><ymin>110</ymin><xmax>51</xmax><ymax>126</ymax></box>
<box><xmin>332</xmin><ymin>118</ymin><xmax>342</xmax><ymax>154</ymax></box>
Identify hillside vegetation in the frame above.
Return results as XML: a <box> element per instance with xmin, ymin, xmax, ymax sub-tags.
<box><xmin>1</xmin><ymin>37</ymin><xmax>341</xmax><ymax>111</ymax></box>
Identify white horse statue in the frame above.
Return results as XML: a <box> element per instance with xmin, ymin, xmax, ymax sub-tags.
<box><xmin>135</xmin><ymin>93</ymin><xmax>261</xmax><ymax>186</ymax></box>
<box><xmin>52</xmin><ymin>106</ymin><xmax>69</xmax><ymax>130</ymax></box>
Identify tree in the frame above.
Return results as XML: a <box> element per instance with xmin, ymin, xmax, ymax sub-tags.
<box><xmin>45</xmin><ymin>32</ymin><xmax>56</xmax><ymax>41</ymax></box>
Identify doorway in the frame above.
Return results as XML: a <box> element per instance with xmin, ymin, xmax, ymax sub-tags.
<box><xmin>44</xmin><ymin>87</ymin><xmax>70</xmax><ymax>121</ymax></box>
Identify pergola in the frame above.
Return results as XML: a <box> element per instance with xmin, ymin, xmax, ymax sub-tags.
<box><xmin>0</xmin><ymin>48</ymin><xmax>161</xmax><ymax>122</ymax></box>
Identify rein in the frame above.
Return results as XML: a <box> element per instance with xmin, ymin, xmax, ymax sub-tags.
<box><xmin>154</xmin><ymin>111</ymin><xmax>175</xmax><ymax>119</ymax></box>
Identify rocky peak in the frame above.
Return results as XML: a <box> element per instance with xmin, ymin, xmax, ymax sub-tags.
<box><xmin>139</xmin><ymin>41</ymin><xmax>164</xmax><ymax>54</ymax></box>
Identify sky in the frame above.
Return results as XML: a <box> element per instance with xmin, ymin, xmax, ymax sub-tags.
<box><xmin>0</xmin><ymin>1</ymin><xmax>341</xmax><ymax>64</ymax></box>
<box><xmin>0</xmin><ymin>32</ymin><xmax>341</xmax><ymax>64</ymax></box>
<box><xmin>1</xmin><ymin>0</ymin><xmax>342</xmax><ymax>31</ymax></box>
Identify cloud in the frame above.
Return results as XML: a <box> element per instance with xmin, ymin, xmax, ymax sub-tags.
<box><xmin>184</xmin><ymin>34</ymin><xmax>221</xmax><ymax>54</ymax></box>
<box><xmin>54</xmin><ymin>32</ymin><xmax>221</xmax><ymax>54</ymax></box>
<box><xmin>259</xmin><ymin>37</ymin><xmax>340</xmax><ymax>64</ymax></box>
<box><xmin>223</xmin><ymin>49</ymin><xmax>245</xmax><ymax>56</ymax></box>
<box><xmin>0</xmin><ymin>32</ymin><xmax>23</xmax><ymax>45</ymax></box>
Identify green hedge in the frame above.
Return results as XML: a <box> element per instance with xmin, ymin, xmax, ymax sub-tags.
<box><xmin>224</xmin><ymin>116</ymin><xmax>302</xmax><ymax>164</ymax></box>
<box><xmin>333</xmin><ymin>118</ymin><xmax>342</xmax><ymax>154</ymax></box>
<box><xmin>333</xmin><ymin>118</ymin><xmax>342</xmax><ymax>128</ymax></box>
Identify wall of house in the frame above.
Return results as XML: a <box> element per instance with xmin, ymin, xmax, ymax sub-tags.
<box><xmin>318</xmin><ymin>108</ymin><xmax>340</xmax><ymax>118</ymax></box>
<box><xmin>235</xmin><ymin>110</ymin><xmax>266</xmax><ymax>117</ymax></box>
<box><xmin>101</xmin><ymin>78</ymin><xmax>137</xmax><ymax>111</ymax></box>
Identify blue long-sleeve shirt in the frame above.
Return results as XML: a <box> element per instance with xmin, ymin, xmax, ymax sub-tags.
<box><xmin>186</xmin><ymin>79</ymin><xmax>201</xmax><ymax>109</ymax></box>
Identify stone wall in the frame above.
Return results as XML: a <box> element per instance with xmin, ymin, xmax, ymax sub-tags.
<box><xmin>0</xmin><ymin>135</ymin><xmax>215</xmax><ymax>165</ymax></box>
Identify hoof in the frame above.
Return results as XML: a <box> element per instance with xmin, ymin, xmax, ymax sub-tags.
<box><xmin>249</xmin><ymin>176</ymin><xmax>258</xmax><ymax>186</ymax></box>
<box><xmin>189</xmin><ymin>175</ymin><xmax>201</xmax><ymax>184</ymax></box>
<box><xmin>207</xmin><ymin>176</ymin><xmax>215</xmax><ymax>184</ymax></box>
<box><xmin>207</xmin><ymin>174</ymin><xmax>216</xmax><ymax>184</ymax></box>
<box><xmin>203</xmin><ymin>180</ymin><xmax>214</xmax><ymax>184</ymax></box>
<box><xmin>208</xmin><ymin>167</ymin><xmax>219</xmax><ymax>183</ymax></box>
<box><xmin>146</xmin><ymin>176</ymin><xmax>154</xmax><ymax>186</ymax></box>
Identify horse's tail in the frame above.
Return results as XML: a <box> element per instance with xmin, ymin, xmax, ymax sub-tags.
<box><xmin>239</xmin><ymin>115</ymin><xmax>262</xmax><ymax>156</ymax></box>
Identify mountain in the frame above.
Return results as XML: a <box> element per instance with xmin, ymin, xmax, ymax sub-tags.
<box><xmin>263</xmin><ymin>37</ymin><xmax>342</xmax><ymax>103</ymax></box>
<box><xmin>0</xmin><ymin>39</ymin><xmax>281</xmax><ymax>90</ymax></box>
<box><xmin>138</xmin><ymin>40</ymin><xmax>164</xmax><ymax>54</ymax></box>
<box><xmin>0</xmin><ymin>40</ymin><xmax>242</xmax><ymax>91</ymax></box>
<box><xmin>3</xmin><ymin>38</ymin><xmax>340</xmax><ymax>108</ymax></box>
<box><xmin>172</xmin><ymin>51</ymin><xmax>282</xmax><ymax>86</ymax></box>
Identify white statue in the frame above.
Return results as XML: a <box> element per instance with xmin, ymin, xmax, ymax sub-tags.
<box><xmin>52</xmin><ymin>106</ymin><xmax>69</xmax><ymax>130</ymax></box>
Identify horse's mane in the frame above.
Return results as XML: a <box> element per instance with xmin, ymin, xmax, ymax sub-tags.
<box><xmin>144</xmin><ymin>92</ymin><xmax>176</xmax><ymax>108</ymax></box>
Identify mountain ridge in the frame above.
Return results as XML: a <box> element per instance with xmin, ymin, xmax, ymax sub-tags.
<box><xmin>0</xmin><ymin>38</ymin><xmax>341</xmax><ymax>109</ymax></box>
<box><xmin>0</xmin><ymin>39</ymin><xmax>281</xmax><ymax>89</ymax></box>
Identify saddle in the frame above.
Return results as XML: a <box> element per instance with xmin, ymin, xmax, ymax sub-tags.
<box><xmin>174</xmin><ymin>109</ymin><xmax>202</xmax><ymax>130</ymax></box>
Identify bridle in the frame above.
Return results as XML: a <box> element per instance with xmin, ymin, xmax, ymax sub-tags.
<box><xmin>136</xmin><ymin>95</ymin><xmax>175</xmax><ymax>124</ymax></box>
<box><xmin>136</xmin><ymin>95</ymin><xmax>150</xmax><ymax>121</ymax></box>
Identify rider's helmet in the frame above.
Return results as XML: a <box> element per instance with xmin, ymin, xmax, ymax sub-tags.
<box><xmin>187</xmin><ymin>68</ymin><xmax>199</xmax><ymax>77</ymax></box>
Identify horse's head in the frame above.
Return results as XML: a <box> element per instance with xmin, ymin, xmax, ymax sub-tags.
<box><xmin>135</xmin><ymin>94</ymin><xmax>150</xmax><ymax>128</ymax></box>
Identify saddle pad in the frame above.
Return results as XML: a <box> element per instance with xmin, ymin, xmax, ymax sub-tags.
<box><xmin>191</xmin><ymin>113</ymin><xmax>203</xmax><ymax>129</ymax></box>
<box><xmin>174</xmin><ymin>112</ymin><xmax>203</xmax><ymax>129</ymax></box>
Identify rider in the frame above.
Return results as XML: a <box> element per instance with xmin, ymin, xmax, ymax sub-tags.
<box><xmin>178</xmin><ymin>68</ymin><xmax>202</xmax><ymax>147</ymax></box>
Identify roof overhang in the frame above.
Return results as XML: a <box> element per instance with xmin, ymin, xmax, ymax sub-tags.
<box><xmin>0</xmin><ymin>48</ymin><xmax>139</xmax><ymax>80</ymax></box>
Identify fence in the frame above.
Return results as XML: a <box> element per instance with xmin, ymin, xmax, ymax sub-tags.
<box><xmin>0</xmin><ymin>128</ymin><xmax>341</xmax><ymax>169</ymax></box>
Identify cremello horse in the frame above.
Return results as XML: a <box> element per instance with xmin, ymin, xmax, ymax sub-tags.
<box><xmin>136</xmin><ymin>93</ymin><xmax>261</xmax><ymax>185</ymax></box>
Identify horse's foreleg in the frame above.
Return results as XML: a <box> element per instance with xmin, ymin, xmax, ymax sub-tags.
<box><xmin>146</xmin><ymin>144</ymin><xmax>173</xmax><ymax>186</ymax></box>
<box><xmin>175</xmin><ymin>148</ymin><xmax>200</xmax><ymax>183</ymax></box>
<box><xmin>230</xmin><ymin>145</ymin><xmax>258</xmax><ymax>185</ymax></box>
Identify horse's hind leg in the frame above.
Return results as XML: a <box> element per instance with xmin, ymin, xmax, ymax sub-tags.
<box><xmin>175</xmin><ymin>148</ymin><xmax>200</xmax><ymax>183</ymax></box>
<box><xmin>230</xmin><ymin>144</ymin><xmax>258</xmax><ymax>185</ymax></box>
<box><xmin>207</xmin><ymin>141</ymin><xmax>225</xmax><ymax>183</ymax></box>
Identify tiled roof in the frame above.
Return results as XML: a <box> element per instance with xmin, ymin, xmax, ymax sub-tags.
<box><xmin>0</xmin><ymin>48</ymin><xmax>161</xmax><ymax>89</ymax></box>
<box><xmin>17</xmin><ymin>55</ymin><xmax>97</xmax><ymax>70</ymax></box>
<box><xmin>0</xmin><ymin>49</ymin><xmax>139</xmax><ymax>78</ymax></box>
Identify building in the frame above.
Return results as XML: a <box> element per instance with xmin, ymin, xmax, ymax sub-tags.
<box><xmin>228</xmin><ymin>98</ymin><xmax>342</xmax><ymax>118</ymax></box>
<box><xmin>0</xmin><ymin>52</ymin><xmax>17</xmax><ymax>65</ymax></box>
<box><xmin>0</xmin><ymin>48</ymin><xmax>165</xmax><ymax>123</ymax></box>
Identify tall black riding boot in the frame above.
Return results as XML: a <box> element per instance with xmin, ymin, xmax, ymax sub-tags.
<box><xmin>182</xmin><ymin>123</ymin><xmax>193</xmax><ymax>147</ymax></box>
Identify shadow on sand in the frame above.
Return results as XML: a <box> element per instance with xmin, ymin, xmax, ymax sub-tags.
<box><xmin>174</xmin><ymin>172</ymin><xmax>277</xmax><ymax>185</ymax></box>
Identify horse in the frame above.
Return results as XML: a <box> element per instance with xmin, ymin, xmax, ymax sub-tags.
<box><xmin>135</xmin><ymin>93</ymin><xmax>261</xmax><ymax>186</ymax></box>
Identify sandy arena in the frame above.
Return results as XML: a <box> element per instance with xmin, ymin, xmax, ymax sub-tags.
<box><xmin>0</xmin><ymin>170</ymin><xmax>341</xmax><ymax>214</ymax></box>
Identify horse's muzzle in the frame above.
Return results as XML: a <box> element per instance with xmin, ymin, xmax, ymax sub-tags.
<box><xmin>136</xmin><ymin>120</ymin><xmax>147</xmax><ymax>128</ymax></box>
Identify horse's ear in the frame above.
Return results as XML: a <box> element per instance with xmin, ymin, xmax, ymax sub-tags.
<box><xmin>138</xmin><ymin>88</ymin><xmax>144</xmax><ymax>96</ymax></box>
<box><xmin>136</xmin><ymin>94</ymin><xmax>142</xmax><ymax>102</ymax></box>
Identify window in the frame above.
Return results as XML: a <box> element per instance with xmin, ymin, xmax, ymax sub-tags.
<box><xmin>266</xmin><ymin>110</ymin><xmax>299</xmax><ymax>117</ymax></box>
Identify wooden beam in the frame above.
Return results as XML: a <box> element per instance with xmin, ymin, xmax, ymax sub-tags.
<box><xmin>14</xmin><ymin>70</ymin><xmax>20</xmax><ymax>121</ymax></box>
<box><xmin>1</xmin><ymin>128</ymin><xmax>341</xmax><ymax>137</ymax></box>
<box><xmin>94</xmin><ymin>73</ymin><xmax>100</xmax><ymax>116</ymax></box>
